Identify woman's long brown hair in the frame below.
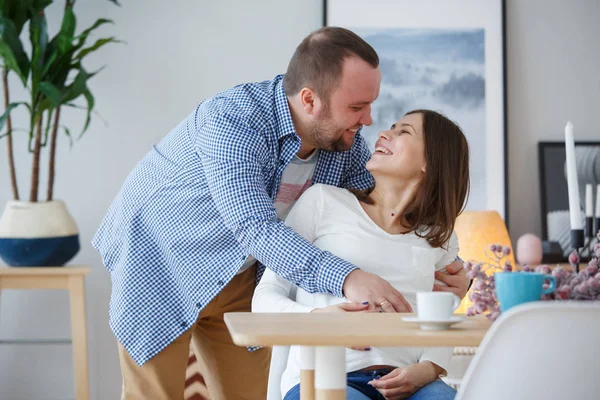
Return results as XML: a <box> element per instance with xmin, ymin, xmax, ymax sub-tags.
<box><xmin>352</xmin><ymin>109</ymin><xmax>470</xmax><ymax>248</ymax></box>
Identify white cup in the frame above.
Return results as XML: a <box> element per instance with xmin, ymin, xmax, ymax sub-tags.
<box><xmin>416</xmin><ymin>292</ymin><xmax>461</xmax><ymax>321</ymax></box>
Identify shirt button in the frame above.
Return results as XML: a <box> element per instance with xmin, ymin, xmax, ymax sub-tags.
<box><xmin>195</xmin><ymin>302</ymin><xmax>202</xmax><ymax>308</ymax></box>
<box><xmin>217</xmin><ymin>280</ymin><xmax>225</xmax><ymax>286</ymax></box>
<box><xmin>181</xmin><ymin>321</ymin><xmax>188</xmax><ymax>328</ymax></box>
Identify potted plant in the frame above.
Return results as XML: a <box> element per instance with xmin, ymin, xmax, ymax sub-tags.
<box><xmin>0</xmin><ymin>0</ymin><xmax>120</xmax><ymax>266</ymax></box>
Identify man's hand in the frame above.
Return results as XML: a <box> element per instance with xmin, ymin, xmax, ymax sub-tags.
<box><xmin>368</xmin><ymin>362</ymin><xmax>443</xmax><ymax>400</ymax></box>
<box><xmin>433</xmin><ymin>260</ymin><xmax>469</xmax><ymax>299</ymax></box>
<box><xmin>342</xmin><ymin>270</ymin><xmax>412</xmax><ymax>313</ymax></box>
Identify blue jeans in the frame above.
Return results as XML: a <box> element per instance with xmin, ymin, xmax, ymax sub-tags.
<box><xmin>284</xmin><ymin>368</ymin><xmax>456</xmax><ymax>400</ymax></box>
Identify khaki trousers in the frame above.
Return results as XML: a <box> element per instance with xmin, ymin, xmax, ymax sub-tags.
<box><xmin>118</xmin><ymin>265</ymin><xmax>272</xmax><ymax>400</ymax></box>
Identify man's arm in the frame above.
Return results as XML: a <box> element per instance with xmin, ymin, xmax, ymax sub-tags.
<box><xmin>196</xmin><ymin>112</ymin><xmax>355</xmax><ymax>296</ymax></box>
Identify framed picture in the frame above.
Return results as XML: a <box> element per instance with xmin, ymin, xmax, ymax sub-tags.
<box><xmin>538</xmin><ymin>141</ymin><xmax>600</xmax><ymax>260</ymax></box>
<box><xmin>324</xmin><ymin>0</ymin><xmax>508</xmax><ymax>220</ymax></box>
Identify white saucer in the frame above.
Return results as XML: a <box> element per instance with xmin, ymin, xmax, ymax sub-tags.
<box><xmin>402</xmin><ymin>315</ymin><xmax>467</xmax><ymax>331</ymax></box>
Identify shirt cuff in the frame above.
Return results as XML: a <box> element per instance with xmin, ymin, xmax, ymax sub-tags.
<box><xmin>318</xmin><ymin>253</ymin><xmax>358</xmax><ymax>297</ymax></box>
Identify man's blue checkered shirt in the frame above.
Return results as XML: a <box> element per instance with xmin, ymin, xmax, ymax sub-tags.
<box><xmin>92</xmin><ymin>75</ymin><xmax>375</xmax><ymax>365</ymax></box>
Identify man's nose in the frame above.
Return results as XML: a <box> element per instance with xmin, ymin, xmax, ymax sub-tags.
<box><xmin>359</xmin><ymin>106</ymin><xmax>373</xmax><ymax>126</ymax></box>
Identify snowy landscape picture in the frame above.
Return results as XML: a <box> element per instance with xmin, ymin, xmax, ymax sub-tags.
<box><xmin>325</xmin><ymin>0</ymin><xmax>507</xmax><ymax>218</ymax></box>
<box><xmin>355</xmin><ymin>28</ymin><xmax>487</xmax><ymax>211</ymax></box>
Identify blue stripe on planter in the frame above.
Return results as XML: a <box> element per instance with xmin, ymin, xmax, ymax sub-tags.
<box><xmin>0</xmin><ymin>235</ymin><xmax>80</xmax><ymax>267</ymax></box>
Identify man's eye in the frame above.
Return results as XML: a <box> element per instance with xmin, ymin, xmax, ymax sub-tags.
<box><xmin>351</xmin><ymin>106</ymin><xmax>363</xmax><ymax>111</ymax></box>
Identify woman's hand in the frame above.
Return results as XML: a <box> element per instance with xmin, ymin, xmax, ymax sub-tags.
<box><xmin>311</xmin><ymin>301</ymin><xmax>371</xmax><ymax>314</ymax></box>
<box><xmin>368</xmin><ymin>362</ymin><xmax>443</xmax><ymax>400</ymax></box>
<box><xmin>312</xmin><ymin>302</ymin><xmax>372</xmax><ymax>351</ymax></box>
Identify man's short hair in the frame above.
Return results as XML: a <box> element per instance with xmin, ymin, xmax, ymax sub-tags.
<box><xmin>283</xmin><ymin>27</ymin><xmax>379</xmax><ymax>102</ymax></box>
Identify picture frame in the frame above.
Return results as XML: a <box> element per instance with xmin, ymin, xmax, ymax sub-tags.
<box><xmin>324</xmin><ymin>0</ymin><xmax>508</xmax><ymax>220</ymax></box>
<box><xmin>538</xmin><ymin>141</ymin><xmax>600</xmax><ymax>260</ymax></box>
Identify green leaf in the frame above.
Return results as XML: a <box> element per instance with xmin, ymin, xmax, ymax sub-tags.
<box><xmin>0</xmin><ymin>16</ymin><xmax>30</xmax><ymax>84</ymax></box>
<box><xmin>75</xmin><ymin>18</ymin><xmax>113</xmax><ymax>48</ymax></box>
<box><xmin>0</xmin><ymin>0</ymin><xmax>34</xmax><ymax>34</ymax></box>
<box><xmin>63</xmin><ymin>67</ymin><xmax>98</xmax><ymax>103</ymax></box>
<box><xmin>62</xmin><ymin>125</ymin><xmax>73</xmax><ymax>147</ymax></box>
<box><xmin>79</xmin><ymin>87</ymin><xmax>95</xmax><ymax>138</ymax></box>
<box><xmin>57</xmin><ymin>6</ymin><xmax>76</xmax><ymax>54</ymax></box>
<box><xmin>0</xmin><ymin>101</ymin><xmax>25</xmax><ymax>131</ymax></box>
<box><xmin>38</xmin><ymin>81</ymin><xmax>62</xmax><ymax>106</ymax></box>
<box><xmin>75</xmin><ymin>36</ymin><xmax>122</xmax><ymax>60</ymax></box>
<box><xmin>29</xmin><ymin>10</ymin><xmax>48</xmax><ymax>89</ymax></box>
<box><xmin>41</xmin><ymin>107</ymin><xmax>52</xmax><ymax>146</ymax></box>
<box><xmin>31</xmin><ymin>0</ymin><xmax>53</xmax><ymax>13</ymax></box>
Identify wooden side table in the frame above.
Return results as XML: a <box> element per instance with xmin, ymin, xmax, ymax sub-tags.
<box><xmin>225</xmin><ymin>312</ymin><xmax>491</xmax><ymax>400</ymax></box>
<box><xmin>0</xmin><ymin>266</ymin><xmax>91</xmax><ymax>400</ymax></box>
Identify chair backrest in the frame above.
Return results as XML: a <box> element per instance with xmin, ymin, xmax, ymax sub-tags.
<box><xmin>454</xmin><ymin>210</ymin><xmax>514</xmax><ymax>313</ymax></box>
<box><xmin>456</xmin><ymin>301</ymin><xmax>600</xmax><ymax>400</ymax></box>
<box><xmin>266</xmin><ymin>285</ymin><xmax>298</xmax><ymax>400</ymax></box>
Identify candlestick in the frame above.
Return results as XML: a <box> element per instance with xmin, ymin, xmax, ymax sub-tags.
<box><xmin>595</xmin><ymin>184</ymin><xmax>600</xmax><ymax>237</ymax></box>
<box><xmin>585</xmin><ymin>184</ymin><xmax>594</xmax><ymax>237</ymax></box>
<box><xmin>564</xmin><ymin>121</ymin><xmax>584</xmax><ymax>251</ymax></box>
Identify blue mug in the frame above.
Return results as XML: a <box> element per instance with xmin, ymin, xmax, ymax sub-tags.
<box><xmin>495</xmin><ymin>272</ymin><xmax>556</xmax><ymax>312</ymax></box>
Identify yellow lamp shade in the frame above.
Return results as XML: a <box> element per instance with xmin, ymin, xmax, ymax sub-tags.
<box><xmin>454</xmin><ymin>211</ymin><xmax>514</xmax><ymax>313</ymax></box>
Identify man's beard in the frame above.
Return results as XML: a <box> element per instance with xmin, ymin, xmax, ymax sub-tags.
<box><xmin>309</xmin><ymin>109</ymin><xmax>354</xmax><ymax>152</ymax></box>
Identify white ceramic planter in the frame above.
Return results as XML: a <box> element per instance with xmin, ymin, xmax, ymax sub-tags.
<box><xmin>0</xmin><ymin>200</ymin><xmax>80</xmax><ymax>266</ymax></box>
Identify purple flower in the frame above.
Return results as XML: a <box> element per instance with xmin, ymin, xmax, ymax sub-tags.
<box><xmin>585</xmin><ymin>264</ymin><xmax>599</xmax><ymax>276</ymax></box>
<box><xmin>502</xmin><ymin>247</ymin><xmax>511</xmax><ymax>256</ymax></box>
<box><xmin>568</xmin><ymin>251</ymin><xmax>580</xmax><ymax>266</ymax></box>
<box><xmin>489</xmin><ymin>244</ymin><xmax>497</xmax><ymax>252</ymax></box>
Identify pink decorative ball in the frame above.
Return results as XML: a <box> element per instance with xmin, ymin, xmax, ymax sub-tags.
<box><xmin>516</xmin><ymin>233</ymin><xmax>543</xmax><ymax>266</ymax></box>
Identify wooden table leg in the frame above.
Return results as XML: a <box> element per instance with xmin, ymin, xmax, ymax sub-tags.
<box><xmin>68</xmin><ymin>275</ymin><xmax>89</xmax><ymax>400</ymax></box>
<box><xmin>315</xmin><ymin>347</ymin><xmax>345</xmax><ymax>400</ymax></box>
<box><xmin>299</xmin><ymin>346</ymin><xmax>315</xmax><ymax>400</ymax></box>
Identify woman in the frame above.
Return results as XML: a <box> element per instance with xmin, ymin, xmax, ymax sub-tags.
<box><xmin>253</xmin><ymin>109</ymin><xmax>470</xmax><ymax>400</ymax></box>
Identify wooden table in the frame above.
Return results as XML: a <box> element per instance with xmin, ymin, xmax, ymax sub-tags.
<box><xmin>0</xmin><ymin>266</ymin><xmax>91</xmax><ymax>400</ymax></box>
<box><xmin>225</xmin><ymin>312</ymin><xmax>491</xmax><ymax>400</ymax></box>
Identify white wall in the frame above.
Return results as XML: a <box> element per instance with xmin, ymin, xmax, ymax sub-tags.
<box><xmin>506</xmin><ymin>0</ymin><xmax>600</xmax><ymax>241</ymax></box>
<box><xmin>0</xmin><ymin>0</ymin><xmax>598</xmax><ymax>399</ymax></box>
<box><xmin>0</xmin><ymin>1</ymin><xmax>323</xmax><ymax>399</ymax></box>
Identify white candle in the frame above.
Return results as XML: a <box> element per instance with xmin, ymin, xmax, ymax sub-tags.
<box><xmin>586</xmin><ymin>184</ymin><xmax>594</xmax><ymax>217</ymax></box>
<box><xmin>596</xmin><ymin>184</ymin><xmax>600</xmax><ymax>218</ymax></box>
<box><xmin>564</xmin><ymin>121</ymin><xmax>582</xmax><ymax>230</ymax></box>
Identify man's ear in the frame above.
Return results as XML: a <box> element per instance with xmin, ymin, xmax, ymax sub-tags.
<box><xmin>300</xmin><ymin>87</ymin><xmax>316</xmax><ymax>115</ymax></box>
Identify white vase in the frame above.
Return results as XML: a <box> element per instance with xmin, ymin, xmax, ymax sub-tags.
<box><xmin>0</xmin><ymin>200</ymin><xmax>80</xmax><ymax>267</ymax></box>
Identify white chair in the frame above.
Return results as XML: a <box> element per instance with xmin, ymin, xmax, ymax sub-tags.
<box><xmin>456</xmin><ymin>301</ymin><xmax>600</xmax><ymax>400</ymax></box>
<box><xmin>267</xmin><ymin>345</ymin><xmax>291</xmax><ymax>400</ymax></box>
<box><xmin>267</xmin><ymin>286</ymin><xmax>297</xmax><ymax>400</ymax></box>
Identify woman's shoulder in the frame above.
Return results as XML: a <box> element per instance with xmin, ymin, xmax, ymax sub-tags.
<box><xmin>310</xmin><ymin>184</ymin><xmax>357</xmax><ymax>204</ymax></box>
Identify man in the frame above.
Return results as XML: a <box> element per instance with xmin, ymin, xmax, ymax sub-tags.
<box><xmin>93</xmin><ymin>27</ymin><xmax>468</xmax><ymax>400</ymax></box>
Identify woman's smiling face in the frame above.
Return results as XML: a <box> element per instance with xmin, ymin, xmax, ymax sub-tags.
<box><xmin>366</xmin><ymin>112</ymin><xmax>427</xmax><ymax>180</ymax></box>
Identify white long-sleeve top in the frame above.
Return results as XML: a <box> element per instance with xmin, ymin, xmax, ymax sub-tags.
<box><xmin>252</xmin><ymin>184</ymin><xmax>457</xmax><ymax>396</ymax></box>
